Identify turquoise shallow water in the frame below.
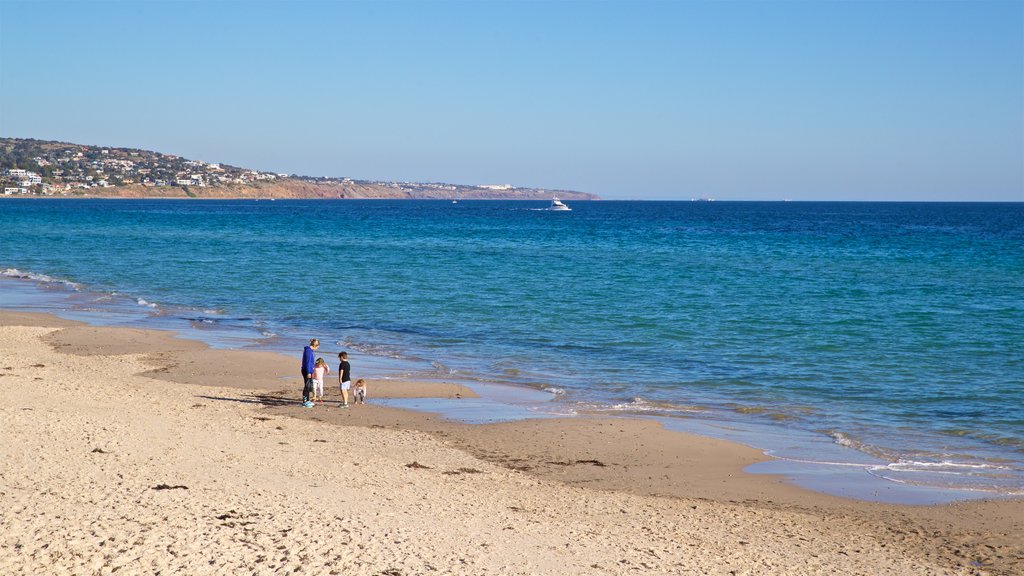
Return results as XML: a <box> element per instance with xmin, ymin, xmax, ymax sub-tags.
<box><xmin>2</xmin><ymin>199</ymin><xmax>1022</xmax><ymax>498</ymax></box>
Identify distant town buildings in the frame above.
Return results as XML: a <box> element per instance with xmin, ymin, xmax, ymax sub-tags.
<box><xmin>2</xmin><ymin>168</ymin><xmax>43</xmax><ymax>194</ymax></box>
<box><xmin>0</xmin><ymin>140</ymin><xmax>288</xmax><ymax>195</ymax></box>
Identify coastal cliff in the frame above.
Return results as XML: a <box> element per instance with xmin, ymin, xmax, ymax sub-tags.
<box><xmin>77</xmin><ymin>180</ymin><xmax>597</xmax><ymax>200</ymax></box>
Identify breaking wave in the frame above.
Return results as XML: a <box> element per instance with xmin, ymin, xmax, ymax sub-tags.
<box><xmin>2</xmin><ymin>267</ymin><xmax>80</xmax><ymax>290</ymax></box>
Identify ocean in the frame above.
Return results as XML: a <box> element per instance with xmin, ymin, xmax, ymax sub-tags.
<box><xmin>2</xmin><ymin>199</ymin><xmax>1022</xmax><ymax>501</ymax></box>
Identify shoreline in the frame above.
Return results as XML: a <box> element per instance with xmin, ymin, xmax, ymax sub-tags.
<box><xmin>3</xmin><ymin>196</ymin><xmax>1023</xmax><ymax>203</ymax></box>
<box><xmin>2</xmin><ymin>269</ymin><xmax>1021</xmax><ymax>503</ymax></box>
<box><xmin>0</xmin><ymin>193</ymin><xmax>600</xmax><ymax>201</ymax></box>
<box><xmin>1</xmin><ymin>310</ymin><xmax>1022</xmax><ymax>574</ymax></box>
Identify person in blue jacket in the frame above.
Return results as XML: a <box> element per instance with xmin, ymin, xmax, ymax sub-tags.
<box><xmin>301</xmin><ymin>338</ymin><xmax>320</xmax><ymax>407</ymax></box>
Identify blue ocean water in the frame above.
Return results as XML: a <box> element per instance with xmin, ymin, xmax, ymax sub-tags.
<box><xmin>2</xmin><ymin>199</ymin><xmax>1022</xmax><ymax>498</ymax></box>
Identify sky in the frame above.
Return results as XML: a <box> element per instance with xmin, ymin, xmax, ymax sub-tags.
<box><xmin>1</xmin><ymin>1</ymin><xmax>1021</xmax><ymax>201</ymax></box>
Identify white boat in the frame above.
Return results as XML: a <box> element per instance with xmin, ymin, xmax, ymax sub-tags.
<box><xmin>549</xmin><ymin>197</ymin><xmax>571</xmax><ymax>211</ymax></box>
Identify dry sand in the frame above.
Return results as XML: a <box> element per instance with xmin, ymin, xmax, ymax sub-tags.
<box><xmin>1</xmin><ymin>312</ymin><xmax>1021</xmax><ymax>575</ymax></box>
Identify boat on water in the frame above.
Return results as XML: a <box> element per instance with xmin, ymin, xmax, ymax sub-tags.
<box><xmin>549</xmin><ymin>197</ymin><xmax>571</xmax><ymax>211</ymax></box>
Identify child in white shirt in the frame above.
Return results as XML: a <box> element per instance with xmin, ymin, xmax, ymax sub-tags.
<box><xmin>312</xmin><ymin>358</ymin><xmax>330</xmax><ymax>404</ymax></box>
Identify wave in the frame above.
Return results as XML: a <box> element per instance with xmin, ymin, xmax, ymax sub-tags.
<box><xmin>2</xmin><ymin>267</ymin><xmax>80</xmax><ymax>290</ymax></box>
<box><xmin>337</xmin><ymin>337</ymin><xmax>416</xmax><ymax>361</ymax></box>
<box><xmin>576</xmin><ymin>396</ymin><xmax>705</xmax><ymax>416</ymax></box>
<box><xmin>431</xmin><ymin>360</ymin><xmax>455</xmax><ymax>375</ymax></box>
<box><xmin>731</xmin><ymin>404</ymin><xmax>802</xmax><ymax>421</ymax></box>
<box><xmin>864</xmin><ymin>465</ymin><xmax>1024</xmax><ymax>495</ymax></box>
<box><xmin>3</xmin><ymin>267</ymin><xmax>290</xmax><ymax>353</ymax></box>
<box><xmin>820</xmin><ymin>430</ymin><xmax>1024</xmax><ymax>493</ymax></box>
<box><xmin>827</xmin><ymin>431</ymin><xmax>903</xmax><ymax>461</ymax></box>
<box><xmin>762</xmin><ymin>454</ymin><xmax>1024</xmax><ymax>494</ymax></box>
<box><xmin>879</xmin><ymin>460</ymin><xmax>1013</xmax><ymax>473</ymax></box>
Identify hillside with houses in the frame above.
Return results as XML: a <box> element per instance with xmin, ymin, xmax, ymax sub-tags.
<box><xmin>0</xmin><ymin>138</ymin><xmax>597</xmax><ymax>200</ymax></box>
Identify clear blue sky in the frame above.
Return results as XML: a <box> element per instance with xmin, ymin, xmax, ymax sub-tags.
<box><xmin>1</xmin><ymin>1</ymin><xmax>1021</xmax><ymax>200</ymax></box>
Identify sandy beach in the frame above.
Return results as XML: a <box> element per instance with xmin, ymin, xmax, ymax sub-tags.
<box><xmin>1</xmin><ymin>311</ymin><xmax>1021</xmax><ymax>575</ymax></box>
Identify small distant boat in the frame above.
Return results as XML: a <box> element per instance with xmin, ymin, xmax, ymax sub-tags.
<box><xmin>452</xmin><ymin>200</ymin><xmax>458</xmax><ymax>204</ymax></box>
<box><xmin>549</xmin><ymin>197</ymin><xmax>571</xmax><ymax>211</ymax></box>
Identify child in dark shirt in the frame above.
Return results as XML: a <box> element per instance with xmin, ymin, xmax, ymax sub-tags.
<box><xmin>338</xmin><ymin>352</ymin><xmax>352</xmax><ymax>407</ymax></box>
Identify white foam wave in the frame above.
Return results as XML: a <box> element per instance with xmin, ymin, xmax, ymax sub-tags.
<box><xmin>761</xmin><ymin>450</ymin><xmax>877</xmax><ymax>468</ymax></box>
<box><xmin>639</xmin><ymin>396</ymin><xmax>703</xmax><ymax>412</ymax></box>
<box><xmin>431</xmin><ymin>360</ymin><xmax>455</xmax><ymax>375</ymax></box>
<box><xmin>864</xmin><ymin>467</ymin><xmax>1024</xmax><ymax>495</ymax></box>
<box><xmin>822</xmin><ymin>430</ymin><xmax>1023</xmax><ymax>493</ymax></box>
<box><xmin>881</xmin><ymin>460</ymin><xmax>1012</xmax><ymax>472</ymax></box>
<box><xmin>529</xmin><ymin>404</ymin><xmax>578</xmax><ymax>417</ymax></box>
<box><xmin>585</xmin><ymin>396</ymin><xmax>704</xmax><ymax>415</ymax></box>
<box><xmin>136</xmin><ymin>298</ymin><xmax>158</xmax><ymax>308</ymax></box>
<box><xmin>760</xmin><ymin>454</ymin><xmax>1024</xmax><ymax>497</ymax></box>
<box><xmin>829</xmin><ymin>431</ymin><xmax>859</xmax><ymax>449</ymax></box>
<box><xmin>828</xmin><ymin>431</ymin><xmax>1019</xmax><ymax>472</ymax></box>
<box><xmin>827</xmin><ymin>431</ymin><xmax>900</xmax><ymax>461</ymax></box>
<box><xmin>2</xmin><ymin>268</ymin><xmax>80</xmax><ymax>290</ymax></box>
<box><xmin>337</xmin><ymin>338</ymin><xmax>411</xmax><ymax>360</ymax></box>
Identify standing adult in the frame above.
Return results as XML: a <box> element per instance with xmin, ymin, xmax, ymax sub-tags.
<box><xmin>338</xmin><ymin>351</ymin><xmax>352</xmax><ymax>407</ymax></box>
<box><xmin>301</xmin><ymin>338</ymin><xmax>319</xmax><ymax>407</ymax></box>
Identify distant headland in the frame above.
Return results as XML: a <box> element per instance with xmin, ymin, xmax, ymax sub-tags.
<box><xmin>0</xmin><ymin>138</ymin><xmax>598</xmax><ymax>200</ymax></box>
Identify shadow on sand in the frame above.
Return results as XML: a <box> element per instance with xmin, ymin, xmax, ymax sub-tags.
<box><xmin>195</xmin><ymin>391</ymin><xmax>295</xmax><ymax>407</ymax></box>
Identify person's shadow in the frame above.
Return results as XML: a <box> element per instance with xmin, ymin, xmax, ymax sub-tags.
<box><xmin>194</xmin><ymin>391</ymin><xmax>294</xmax><ymax>407</ymax></box>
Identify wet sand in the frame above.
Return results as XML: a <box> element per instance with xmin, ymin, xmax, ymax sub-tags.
<box><xmin>1</xmin><ymin>311</ymin><xmax>1021</xmax><ymax>575</ymax></box>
